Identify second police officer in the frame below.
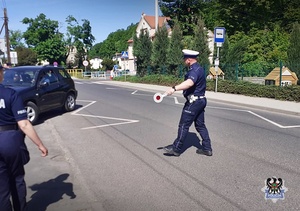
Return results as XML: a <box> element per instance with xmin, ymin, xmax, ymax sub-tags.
<box><xmin>0</xmin><ymin>65</ymin><xmax>48</xmax><ymax>211</ymax></box>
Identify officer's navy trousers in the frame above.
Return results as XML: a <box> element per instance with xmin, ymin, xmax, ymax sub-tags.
<box><xmin>173</xmin><ymin>98</ymin><xmax>212</xmax><ymax>152</ymax></box>
<box><xmin>0</xmin><ymin>130</ymin><xmax>27</xmax><ymax>211</ymax></box>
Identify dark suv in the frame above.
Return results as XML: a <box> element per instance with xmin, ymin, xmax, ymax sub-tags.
<box><xmin>2</xmin><ymin>65</ymin><xmax>78</xmax><ymax>124</ymax></box>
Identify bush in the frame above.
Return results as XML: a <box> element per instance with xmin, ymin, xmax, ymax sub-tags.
<box><xmin>114</xmin><ymin>75</ymin><xmax>300</xmax><ymax>102</ymax></box>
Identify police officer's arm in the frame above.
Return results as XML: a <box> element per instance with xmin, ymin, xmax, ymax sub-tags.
<box><xmin>18</xmin><ymin>119</ymin><xmax>48</xmax><ymax>157</ymax></box>
<box><xmin>166</xmin><ymin>79</ymin><xmax>194</xmax><ymax>95</ymax></box>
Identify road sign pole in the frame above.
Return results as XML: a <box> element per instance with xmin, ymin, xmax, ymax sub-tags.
<box><xmin>121</xmin><ymin>51</ymin><xmax>129</xmax><ymax>81</ymax></box>
<box><xmin>214</xmin><ymin>27</ymin><xmax>226</xmax><ymax>93</ymax></box>
<box><xmin>215</xmin><ymin>47</ymin><xmax>220</xmax><ymax>92</ymax></box>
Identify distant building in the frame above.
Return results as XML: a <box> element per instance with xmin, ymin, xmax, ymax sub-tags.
<box><xmin>123</xmin><ymin>13</ymin><xmax>215</xmax><ymax>73</ymax></box>
<box><xmin>121</xmin><ymin>13</ymin><xmax>172</xmax><ymax>73</ymax></box>
<box><xmin>0</xmin><ymin>38</ymin><xmax>18</xmax><ymax>65</ymax></box>
<box><xmin>136</xmin><ymin>13</ymin><xmax>171</xmax><ymax>41</ymax></box>
<box><xmin>265</xmin><ymin>67</ymin><xmax>298</xmax><ymax>86</ymax></box>
<box><xmin>66</xmin><ymin>46</ymin><xmax>77</xmax><ymax>68</ymax></box>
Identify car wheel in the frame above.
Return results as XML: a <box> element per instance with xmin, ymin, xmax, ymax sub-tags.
<box><xmin>64</xmin><ymin>93</ymin><xmax>76</xmax><ymax>111</ymax></box>
<box><xmin>26</xmin><ymin>102</ymin><xmax>39</xmax><ymax>124</ymax></box>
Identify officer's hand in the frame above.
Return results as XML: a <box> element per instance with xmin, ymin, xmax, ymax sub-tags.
<box><xmin>39</xmin><ymin>145</ymin><xmax>48</xmax><ymax>157</ymax></box>
<box><xmin>166</xmin><ymin>87</ymin><xmax>175</xmax><ymax>96</ymax></box>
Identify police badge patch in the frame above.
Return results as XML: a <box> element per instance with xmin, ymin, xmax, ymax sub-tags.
<box><xmin>261</xmin><ymin>177</ymin><xmax>288</xmax><ymax>203</ymax></box>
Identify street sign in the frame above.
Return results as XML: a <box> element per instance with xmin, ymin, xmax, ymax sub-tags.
<box><xmin>214</xmin><ymin>27</ymin><xmax>226</xmax><ymax>43</ymax></box>
<box><xmin>83</xmin><ymin>60</ymin><xmax>89</xmax><ymax>66</ymax></box>
<box><xmin>121</xmin><ymin>51</ymin><xmax>129</xmax><ymax>59</ymax></box>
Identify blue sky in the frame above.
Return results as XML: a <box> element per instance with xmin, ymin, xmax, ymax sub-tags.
<box><xmin>2</xmin><ymin>0</ymin><xmax>162</xmax><ymax>43</ymax></box>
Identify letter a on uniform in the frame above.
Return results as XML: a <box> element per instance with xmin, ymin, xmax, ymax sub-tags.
<box><xmin>0</xmin><ymin>99</ymin><xmax>6</xmax><ymax>108</ymax></box>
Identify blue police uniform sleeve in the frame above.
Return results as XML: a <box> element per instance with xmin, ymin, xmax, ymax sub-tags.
<box><xmin>11</xmin><ymin>89</ymin><xmax>28</xmax><ymax>121</ymax></box>
<box><xmin>187</xmin><ymin>70</ymin><xmax>199</xmax><ymax>84</ymax></box>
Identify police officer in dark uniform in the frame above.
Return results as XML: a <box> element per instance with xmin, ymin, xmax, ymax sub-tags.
<box><xmin>0</xmin><ymin>65</ymin><xmax>48</xmax><ymax>211</ymax></box>
<box><xmin>163</xmin><ymin>49</ymin><xmax>213</xmax><ymax>156</ymax></box>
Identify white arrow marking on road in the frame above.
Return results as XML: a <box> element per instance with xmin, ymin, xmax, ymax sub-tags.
<box><xmin>208</xmin><ymin>106</ymin><xmax>300</xmax><ymax>129</ymax></box>
<box><xmin>72</xmin><ymin>100</ymin><xmax>139</xmax><ymax>130</ymax></box>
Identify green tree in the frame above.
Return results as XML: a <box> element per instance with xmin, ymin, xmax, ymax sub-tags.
<box><xmin>15</xmin><ymin>47</ymin><xmax>37</xmax><ymax>65</ymax></box>
<box><xmin>159</xmin><ymin>0</ymin><xmax>202</xmax><ymax>36</ymax></box>
<box><xmin>219</xmin><ymin>34</ymin><xmax>229</xmax><ymax>65</ymax></box>
<box><xmin>287</xmin><ymin>22</ymin><xmax>300</xmax><ymax>84</ymax></box>
<box><xmin>133</xmin><ymin>30</ymin><xmax>152</xmax><ymax>76</ymax></box>
<box><xmin>22</xmin><ymin>13</ymin><xmax>59</xmax><ymax>47</ymax></box>
<box><xmin>34</xmin><ymin>34</ymin><xmax>67</xmax><ymax>64</ymax></box>
<box><xmin>192</xmin><ymin>17</ymin><xmax>210</xmax><ymax>68</ymax></box>
<box><xmin>167</xmin><ymin>21</ymin><xmax>184</xmax><ymax>76</ymax></box>
<box><xmin>224</xmin><ymin>32</ymin><xmax>249</xmax><ymax>80</ymax></box>
<box><xmin>88</xmin><ymin>43</ymin><xmax>103</xmax><ymax>58</ymax></box>
<box><xmin>22</xmin><ymin>13</ymin><xmax>67</xmax><ymax>64</ymax></box>
<box><xmin>101</xmin><ymin>58</ymin><xmax>114</xmax><ymax>70</ymax></box>
<box><xmin>93</xmin><ymin>23</ymin><xmax>137</xmax><ymax>59</ymax></box>
<box><xmin>66</xmin><ymin>15</ymin><xmax>95</xmax><ymax>67</ymax></box>
<box><xmin>151</xmin><ymin>25</ymin><xmax>169</xmax><ymax>74</ymax></box>
<box><xmin>216</xmin><ymin>0</ymin><xmax>300</xmax><ymax>36</ymax></box>
<box><xmin>9</xmin><ymin>30</ymin><xmax>25</xmax><ymax>49</ymax></box>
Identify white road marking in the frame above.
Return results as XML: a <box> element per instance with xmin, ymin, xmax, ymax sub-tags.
<box><xmin>208</xmin><ymin>106</ymin><xmax>300</xmax><ymax>129</ymax></box>
<box><xmin>131</xmin><ymin>90</ymin><xmax>152</xmax><ymax>96</ymax></box>
<box><xmin>74</xmin><ymin>89</ymin><xmax>299</xmax><ymax>129</ymax></box>
<box><xmin>72</xmin><ymin>100</ymin><xmax>139</xmax><ymax>130</ymax></box>
<box><xmin>174</xmin><ymin>97</ymin><xmax>181</xmax><ymax>105</ymax></box>
<box><xmin>132</xmin><ymin>91</ymin><xmax>299</xmax><ymax>129</ymax></box>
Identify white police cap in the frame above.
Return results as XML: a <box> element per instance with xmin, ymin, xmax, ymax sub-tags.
<box><xmin>182</xmin><ymin>49</ymin><xmax>199</xmax><ymax>58</ymax></box>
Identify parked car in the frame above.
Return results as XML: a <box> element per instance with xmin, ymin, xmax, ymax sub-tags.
<box><xmin>2</xmin><ymin>65</ymin><xmax>78</xmax><ymax>124</ymax></box>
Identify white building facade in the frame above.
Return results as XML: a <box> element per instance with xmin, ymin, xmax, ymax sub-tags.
<box><xmin>0</xmin><ymin>38</ymin><xmax>18</xmax><ymax>65</ymax></box>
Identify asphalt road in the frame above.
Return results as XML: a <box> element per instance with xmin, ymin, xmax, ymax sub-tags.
<box><xmin>25</xmin><ymin>79</ymin><xmax>300</xmax><ymax>211</ymax></box>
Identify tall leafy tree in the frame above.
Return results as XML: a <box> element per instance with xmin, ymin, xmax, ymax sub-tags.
<box><xmin>66</xmin><ymin>15</ymin><xmax>95</xmax><ymax>67</ymax></box>
<box><xmin>22</xmin><ymin>13</ymin><xmax>59</xmax><ymax>47</ymax></box>
<box><xmin>133</xmin><ymin>30</ymin><xmax>152</xmax><ymax>76</ymax></box>
<box><xmin>9</xmin><ymin>30</ymin><xmax>25</xmax><ymax>49</ymax></box>
<box><xmin>22</xmin><ymin>13</ymin><xmax>67</xmax><ymax>64</ymax></box>
<box><xmin>224</xmin><ymin>32</ymin><xmax>249</xmax><ymax>80</ymax></box>
<box><xmin>167</xmin><ymin>21</ymin><xmax>184</xmax><ymax>76</ymax></box>
<box><xmin>151</xmin><ymin>25</ymin><xmax>169</xmax><ymax>74</ymax></box>
<box><xmin>159</xmin><ymin>0</ymin><xmax>202</xmax><ymax>36</ymax></box>
<box><xmin>91</xmin><ymin>23</ymin><xmax>137</xmax><ymax>59</ymax></box>
<box><xmin>192</xmin><ymin>17</ymin><xmax>210</xmax><ymax>67</ymax></box>
<box><xmin>15</xmin><ymin>47</ymin><xmax>37</xmax><ymax>65</ymax></box>
<box><xmin>216</xmin><ymin>0</ymin><xmax>300</xmax><ymax>36</ymax></box>
<box><xmin>101</xmin><ymin>58</ymin><xmax>114</xmax><ymax>70</ymax></box>
<box><xmin>34</xmin><ymin>33</ymin><xmax>67</xmax><ymax>64</ymax></box>
<box><xmin>88</xmin><ymin>43</ymin><xmax>103</xmax><ymax>58</ymax></box>
<box><xmin>287</xmin><ymin>22</ymin><xmax>300</xmax><ymax>84</ymax></box>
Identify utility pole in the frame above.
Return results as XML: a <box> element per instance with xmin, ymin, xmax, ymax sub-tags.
<box><xmin>155</xmin><ymin>0</ymin><xmax>158</xmax><ymax>32</ymax></box>
<box><xmin>3</xmin><ymin>8</ymin><xmax>11</xmax><ymax>63</ymax></box>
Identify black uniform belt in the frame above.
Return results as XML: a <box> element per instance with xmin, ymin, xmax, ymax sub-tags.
<box><xmin>0</xmin><ymin>124</ymin><xmax>18</xmax><ymax>132</ymax></box>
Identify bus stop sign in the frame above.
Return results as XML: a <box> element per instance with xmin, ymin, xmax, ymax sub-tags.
<box><xmin>214</xmin><ymin>27</ymin><xmax>226</xmax><ymax>43</ymax></box>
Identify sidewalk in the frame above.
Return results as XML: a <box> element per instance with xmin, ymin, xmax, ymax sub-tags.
<box><xmin>101</xmin><ymin>80</ymin><xmax>300</xmax><ymax>116</ymax></box>
<box><xmin>25</xmin><ymin>120</ymin><xmax>105</xmax><ymax>211</ymax></box>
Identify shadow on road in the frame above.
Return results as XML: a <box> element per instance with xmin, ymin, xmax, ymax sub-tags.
<box><xmin>34</xmin><ymin>104</ymin><xmax>83</xmax><ymax>126</ymax></box>
<box><xmin>157</xmin><ymin>132</ymin><xmax>202</xmax><ymax>156</ymax></box>
<box><xmin>26</xmin><ymin>173</ymin><xmax>76</xmax><ymax>211</ymax></box>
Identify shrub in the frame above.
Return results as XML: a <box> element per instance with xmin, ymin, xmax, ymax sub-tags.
<box><xmin>114</xmin><ymin>75</ymin><xmax>300</xmax><ymax>102</ymax></box>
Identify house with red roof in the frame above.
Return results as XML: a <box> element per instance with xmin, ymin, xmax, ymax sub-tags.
<box><xmin>120</xmin><ymin>13</ymin><xmax>215</xmax><ymax>73</ymax></box>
